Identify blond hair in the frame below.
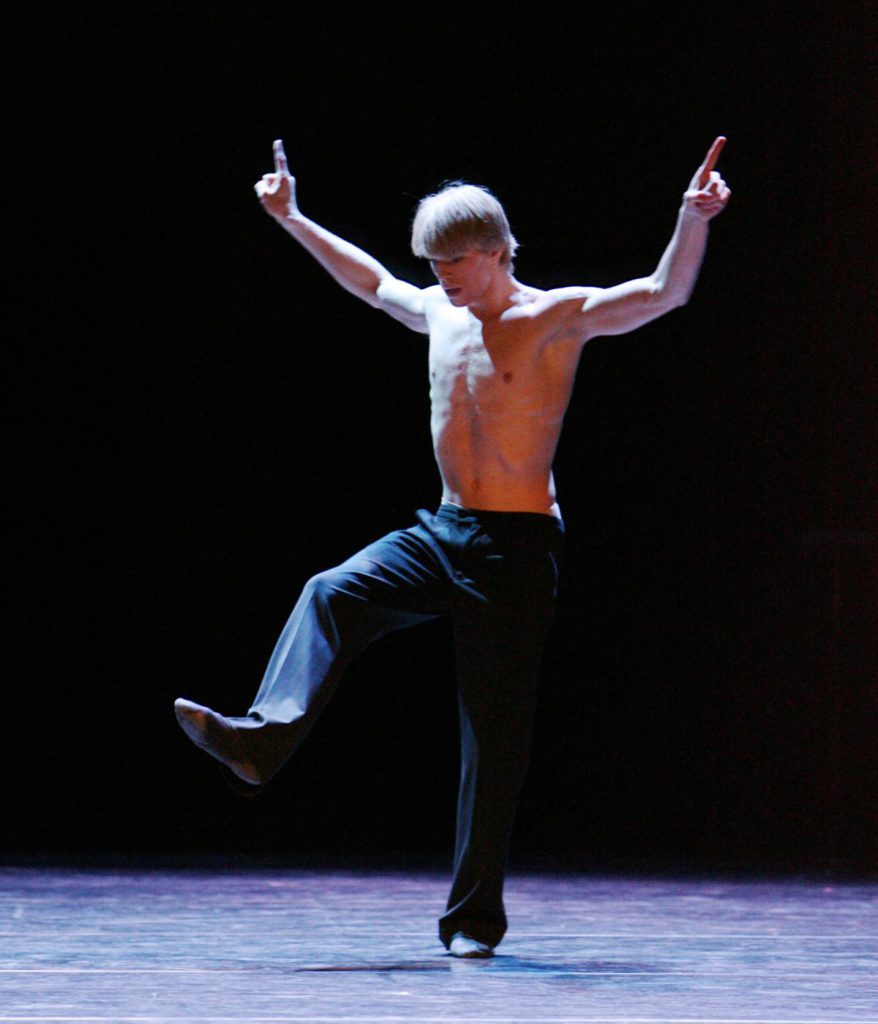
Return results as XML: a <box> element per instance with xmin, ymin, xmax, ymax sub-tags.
<box><xmin>411</xmin><ymin>182</ymin><xmax>518</xmax><ymax>269</ymax></box>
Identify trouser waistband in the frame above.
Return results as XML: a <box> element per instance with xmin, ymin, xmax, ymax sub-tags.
<box><xmin>432</xmin><ymin>502</ymin><xmax>565</xmax><ymax>533</ymax></box>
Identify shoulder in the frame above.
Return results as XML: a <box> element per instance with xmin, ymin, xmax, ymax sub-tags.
<box><xmin>507</xmin><ymin>284</ymin><xmax>596</xmax><ymax>315</ymax></box>
<box><xmin>374</xmin><ymin>277</ymin><xmax>431</xmax><ymax>333</ymax></box>
<box><xmin>514</xmin><ymin>285</ymin><xmax>598</xmax><ymax>340</ymax></box>
<box><xmin>422</xmin><ymin>284</ymin><xmax>458</xmax><ymax>319</ymax></box>
<box><xmin>538</xmin><ymin>285</ymin><xmax>598</xmax><ymax>309</ymax></box>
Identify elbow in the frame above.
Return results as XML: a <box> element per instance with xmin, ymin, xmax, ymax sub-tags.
<box><xmin>372</xmin><ymin>275</ymin><xmax>395</xmax><ymax>310</ymax></box>
<box><xmin>360</xmin><ymin>279</ymin><xmax>382</xmax><ymax>308</ymax></box>
<box><xmin>650</xmin><ymin>278</ymin><xmax>690</xmax><ymax>312</ymax></box>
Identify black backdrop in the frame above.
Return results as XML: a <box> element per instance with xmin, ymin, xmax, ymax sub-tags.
<box><xmin>7</xmin><ymin>1</ymin><xmax>876</xmax><ymax>872</ymax></box>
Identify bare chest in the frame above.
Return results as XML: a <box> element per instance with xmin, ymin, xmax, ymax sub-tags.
<box><xmin>428</xmin><ymin>314</ymin><xmax>538</xmax><ymax>412</ymax></box>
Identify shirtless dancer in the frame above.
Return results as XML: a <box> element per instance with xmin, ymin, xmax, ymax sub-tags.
<box><xmin>175</xmin><ymin>138</ymin><xmax>730</xmax><ymax>957</ymax></box>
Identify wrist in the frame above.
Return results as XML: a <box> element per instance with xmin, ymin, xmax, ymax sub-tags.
<box><xmin>680</xmin><ymin>200</ymin><xmax>710</xmax><ymax>224</ymax></box>
<box><xmin>273</xmin><ymin>207</ymin><xmax>306</xmax><ymax>229</ymax></box>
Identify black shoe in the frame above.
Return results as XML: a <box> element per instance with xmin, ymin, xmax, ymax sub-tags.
<box><xmin>449</xmin><ymin>932</ymin><xmax>494</xmax><ymax>959</ymax></box>
<box><xmin>174</xmin><ymin>698</ymin><xmax>263</xmax><ymax>787</ymax></box>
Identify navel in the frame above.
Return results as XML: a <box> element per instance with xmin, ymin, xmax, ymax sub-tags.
<box><xmin>503</xmin><ymin>371</ymin><xmax>514</xmax><ymax>383</ymax></box>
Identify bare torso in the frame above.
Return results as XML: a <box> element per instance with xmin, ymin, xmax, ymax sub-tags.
<box><xmin>423</xmin><ymin>283</ymin><xmax>586</xmax><ymax>517</ymax></box>
<box><xmin>258</xmin><ymin>137</ymin><xmax>730</xmax><ymax>518</ymax></box>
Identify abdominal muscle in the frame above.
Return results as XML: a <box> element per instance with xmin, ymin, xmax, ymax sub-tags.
<box><xmin>430</xmin><ymin>380</ymin><xmax>566</xmax><ymax>518</ymax></box>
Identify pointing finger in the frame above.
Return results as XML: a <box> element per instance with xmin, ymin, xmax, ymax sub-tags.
<box><xmin>698</xmin><ymin>136</ymin><xmax>726</xmax><ymax>189</ymax></box>
<box><xmin>273</xmin><ymin>139</ymin><xmax>288</xmax><ymax>176</ymax></box>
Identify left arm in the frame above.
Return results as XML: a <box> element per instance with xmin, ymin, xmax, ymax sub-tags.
<box><xmin>576</xmin><ymin>136</ymin><xmax>731</xmax><ymax>341</ymax></box>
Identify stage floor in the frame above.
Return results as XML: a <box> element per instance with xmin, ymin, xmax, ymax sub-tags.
<box><xmin>1</xmin><ymin>865</ymin><xmax>875</xmax><ymax>1022</ymax></box>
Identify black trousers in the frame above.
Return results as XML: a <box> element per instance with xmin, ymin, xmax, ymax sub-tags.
<box><xmin>228</xmin><ymin>503</ymin><xmax>564</xmax><ymax>948</ymax></box>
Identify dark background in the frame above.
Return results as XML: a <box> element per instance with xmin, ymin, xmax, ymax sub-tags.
<box><xmin>7</xmin><ymin>1</ymin><xmax>876</xmax><ymax>873</ymax></box>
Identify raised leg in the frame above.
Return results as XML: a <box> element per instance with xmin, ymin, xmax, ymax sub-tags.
<box><xmin>175</xmin><ymin>525</ymin><xmax>450</xmax><ymax>785</ymax></box>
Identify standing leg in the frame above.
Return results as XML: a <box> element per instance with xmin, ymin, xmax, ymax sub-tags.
<box><xmin>437</xmin><ymin>513</ymin><xmax>563</xmax><ymax>952</ymax></box>
<box><xmin>175</xmin><ymin>524</ymin><xmax>450</xmax><ymax>786</ymax></box>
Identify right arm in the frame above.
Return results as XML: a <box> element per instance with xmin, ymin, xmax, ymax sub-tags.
<box><xmin>255</xmin><ymin>140</ymin><xmax>427</xmax><ymax>333</ymax></box>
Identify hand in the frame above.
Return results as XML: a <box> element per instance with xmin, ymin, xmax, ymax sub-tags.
<box><xmin>683</xmin><ymin>136</ymin><xmax>731</xmax><ymax>221</ymax></box>
<box><xmin>254</xmin><ymin>139</ymin><xmax>299</xmax><ymax>221</ymax></box>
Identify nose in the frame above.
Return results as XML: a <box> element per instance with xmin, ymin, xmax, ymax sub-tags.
<box><xmin>430</xmin><ymin>259</ymin><xmax>452</xmax><ymax>279</ymax></box>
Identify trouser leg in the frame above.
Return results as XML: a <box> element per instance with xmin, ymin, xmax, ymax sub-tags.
<box><xmin>434</xmin><ymin>512</ymin><xmax>564</xmax><ymax>949</ymax></box>
<box><xmin>225</xmin><ymin>526</ymin><xmax>449</xmax><ymax>783</ymax></box>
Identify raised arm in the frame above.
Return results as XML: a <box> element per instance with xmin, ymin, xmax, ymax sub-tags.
<box><xmin>255</xmin><ymin>140</ymin><xmax>427</xmax><ymax>333</ymax></box>
<box><xmin>575</xmin><ymin>137</ymin><xmax>731</xmax><ymax>341</ymax></box>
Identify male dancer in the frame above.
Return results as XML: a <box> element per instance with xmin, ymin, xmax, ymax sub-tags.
<box><xmin>175</xmin><ymin>137</ymin><xmax>730</xmax><ymax>957</ymax></box>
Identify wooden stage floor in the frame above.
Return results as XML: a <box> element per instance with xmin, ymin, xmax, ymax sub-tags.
<box><xmin>1</xmin><ymin>865</ymin><xmax>875</xmax><ymax>1022</ymax></box>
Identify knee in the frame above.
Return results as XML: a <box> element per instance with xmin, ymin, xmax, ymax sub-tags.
<box><xmin>303</xmin><ymin>565</ymin><xmax>367</xmax><ymax>609</ymax></box>
<box><xmin>303</xmin><ymin>569</ymin><xmax>344</xmax><ymax>606</ymax></box>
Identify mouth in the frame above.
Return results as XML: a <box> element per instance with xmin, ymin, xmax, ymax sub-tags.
<box><xmin>443</xmin><ymin>286</ymin><xmax>462</xmax><ymax>298</ymax></box>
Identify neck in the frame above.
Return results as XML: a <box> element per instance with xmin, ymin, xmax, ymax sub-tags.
<box><xmin>467</xmin><ymin>270</ymin><xmax>517</xmax><ymax>321</ymax></box>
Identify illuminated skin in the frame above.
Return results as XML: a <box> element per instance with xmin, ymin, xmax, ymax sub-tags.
<box><xmin>256</xmin><ymin>139</ymin><xmax>731</xmax><ymax>516</ymax></box>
